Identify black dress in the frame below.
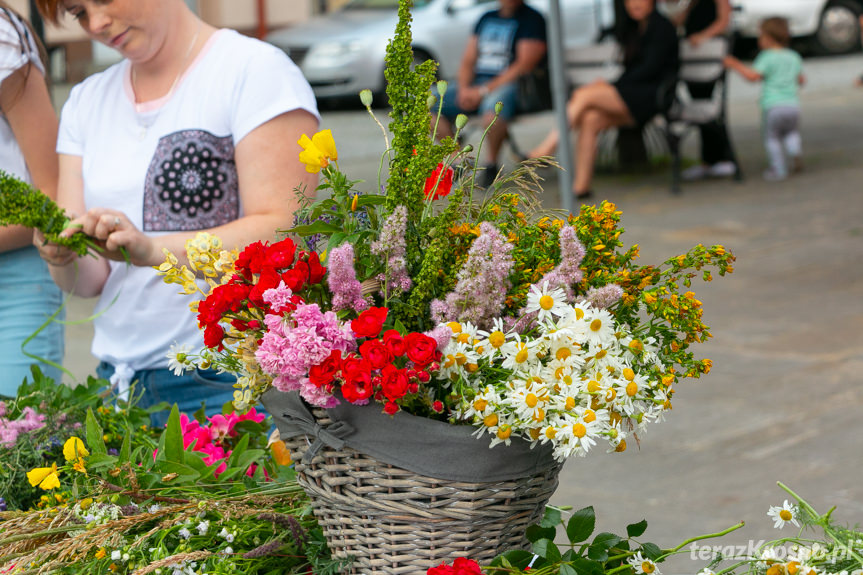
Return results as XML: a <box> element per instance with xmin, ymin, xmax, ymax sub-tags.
<box><xmin>612</xmin><ymin>11</ymin><xmax>679</xmax><ymax>125</ymax></box>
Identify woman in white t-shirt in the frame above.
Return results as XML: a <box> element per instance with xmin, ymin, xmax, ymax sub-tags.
<box><xmin>0</xmin><ymin>3</ymin><xmax>64</xmax><ymax>397</ymax></box>
<box><xmin>33</xmin><ymin>0</ymin><xmax>320</xmax><ymax>425</ymax></box>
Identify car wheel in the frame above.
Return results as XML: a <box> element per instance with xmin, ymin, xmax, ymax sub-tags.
<box><xmin>811</xmin><ymin>0</ymin><xmax>862</xmax><ymax>55</ymax></box>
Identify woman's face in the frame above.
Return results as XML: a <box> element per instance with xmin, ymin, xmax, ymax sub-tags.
<box><xmin>60</xmin><ymin>0</ymin><xmax>172</xmax><ymax>62</ymax></box>
<box><xmin>624</xmin><ymin>0</ymin><xmax>655</xmax><ymax>22</ymax></box>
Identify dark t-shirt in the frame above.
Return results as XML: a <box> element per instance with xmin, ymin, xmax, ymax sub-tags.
<box><xmin>473</xmin><ymin>2</ymin><xmax>546</xmax><ymax>78</ymax></box>
<box><xmin>684</xmin><ymin>0</ymin><xmax>718</xmax><ymax>37</ymax></box>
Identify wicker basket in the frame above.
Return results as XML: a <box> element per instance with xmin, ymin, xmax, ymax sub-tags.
<box><xmin>281</xmin><ymin>408</ymin><xmax>562</xmax><ymax>575</ymax></box>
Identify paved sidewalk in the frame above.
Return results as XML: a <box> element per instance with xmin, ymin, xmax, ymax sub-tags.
<box><xmin>59</xmin><ymin>54</ymin><xmax>863</xmax><ymax>572</ymax></box>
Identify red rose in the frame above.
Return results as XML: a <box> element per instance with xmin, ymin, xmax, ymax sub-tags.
<box><xmin>380</xmin><ymin>364</ymin><xmax>409</xmax><ymax>401</ymax></box>
<box><xmin>359</xmin><ymin>340</ymin><xmax>392</xmax><ymax>370</ymax></box>
<box><xmin>404</xmin><ymin>332</ymin><xmax>438</xmax><ymax>367</ymax></box>
<box><xmin>423</xmin><ymin>163</ymin><xmax>454</xmax><ymax>200</ymax></box>
<box><xmin>432</xmin><ymin>400</ymin><xmax>444</xmax><ymax>413</ymax></box>
<box><xmin>351</xmin><ymin>307</ymin><xmax>388</xmax><ymax>339</ymax></box>
<box><xmin>341</xmin><ymin>362</ymin><xmax>373</xmax><ymax>403</ymax></box>
<box><xmin>427</xmin><ymin>564</ymin><xmax>455</xmax><ymax>575</ymax></box>
<box><xmin>235</xmin><ymin>241</ymin><xmax>266</xmax><ymax>279</ymax></box>
<box><xmin>264</xmin><ymin>238</ymin><xmax>296</xmax><ymax>270</ymax></box>
<box><xmin>249</xmin><ymin>267</ymin><xmax>282</xmax><ymax>307</ymax></box>
<box><xmin>383</xmin><ymin>400</ymin><xmax>399</xmax><ymax>415</ymax></box>
<box><xmin>203</xmin><ymin>323</ymin><xmax>225</xmax><ymax>350</ymax></box>
<box><xmin>452</xmin><ymin>558</ymin><xmax>482</xmax><ymax>575</ymax></box>
<box><xmin>308</xmin><ymin>350</ymin><xmax>342</xmax><ymax>388</ymax></box>
<box><xmin>382</xmin><ymin>329</ymin><xmax>406</xmax><ymax>357</ymax></box>
<box><xmin>281</xmin><ymin>267</ymin><xmax>306</xmax><ymax>293</ymax></box>
<box><xmin>306</xmin><ymin>251</ymin><xmax>327</xmax><ymax>285</ymax></box>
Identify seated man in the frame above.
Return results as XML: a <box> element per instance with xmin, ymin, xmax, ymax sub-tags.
<box><xmin>436</xmin><ymin>0</ymin><xmax>547</xmax><ymax>187</ymax></box>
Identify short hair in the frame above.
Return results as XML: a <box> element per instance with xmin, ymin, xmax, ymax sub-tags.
<box><xmin>32</xmin><ymin>0</ymin><xmax>64</xmax><ymax>25</ymax></box>
<box><xmin>761</xmin><ymin>17</ymin><xmax>791</xmax><ymax>47</ymax></box>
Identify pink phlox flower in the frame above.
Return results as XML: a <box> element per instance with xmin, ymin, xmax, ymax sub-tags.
<box><xmin>183</xmin><ymin>426</ymin><xmax>213</xmax><ymax>450</ymax></box>
<box><xmin>300</xmin><ymin>380</ymin><xmax>341</xmax><ymax>408</ymax></box>
<box><xmin>327</xmin><ymin>243</ymin><xmax>369</xmax><ymax>312</ymax></box>
<box><xmin>200</xmin><ymin>443</ymin><xmax>228</xmax><ymax>466</ymax></box>
<box><xmin>208</xmin><ymin>413</ymin><xmax>240</xmax><ymax>443</ymax></box>
<box><xmin>237</xmin><ymin>407</ymin><xmax>266</xmax><ymax>424</ymax></box>
<box><xmin>262</xmin><ymin>280</ymin><xmax>297</xmax><ymax>313</ymax></box>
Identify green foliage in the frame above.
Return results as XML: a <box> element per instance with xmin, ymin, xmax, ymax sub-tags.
<box><xmin>0</xmin><ymin>170</ymin><xmax>93</xmax><ymax>255</ymax></box>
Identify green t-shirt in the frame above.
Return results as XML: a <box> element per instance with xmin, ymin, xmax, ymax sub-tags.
<box><xmin>752</xmin><ymin>48</ymin><xmax>803</xmax><ymax>110</ymax></box>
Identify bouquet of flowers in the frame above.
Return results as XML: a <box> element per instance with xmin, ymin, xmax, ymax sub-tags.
<box><xmin>156</xmin><ymin>0</ymin><xmax>734</xmax><ymax>465</ymax></box>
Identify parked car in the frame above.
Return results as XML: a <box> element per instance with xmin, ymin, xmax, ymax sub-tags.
<box><xmin>266</xmin><ymin>0</ymin><xmax>614</xmax><ymax>102</ymax></box>
<box><xmin>731</xmin><ymin>0</ymin><xmax>862</xmax><ymax>55</ymax></box>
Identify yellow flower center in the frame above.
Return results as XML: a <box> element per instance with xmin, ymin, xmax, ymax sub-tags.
<box><xmin>529</xmin><ymin>428</ymin><xmax>541</xmax><ymax>440</ymax></box>
<box><xmin>473</xmin><ymin>399</ymin><xmax>488</xmax><ymax>411</ymax></box>
<box><xmin>575</xmin><ymin>308</ymin><xmax>585</xmax><ymax>320</ymax></box>
<box><xmin>444</xmin><ymin>355</ymin><xmax>455</xmax><ymax>368</ymax></box>
<box><xmin>525</xmin><ymin>393</ymin><xmax>538</xmax><ymax>408</ymax></box>
<box><xmin>786</xmin><ymin>562</ymin><xmax>800</xmax><ymax>575</ymax></box>
<box><xmin>447</xmin><ymin>322</ymin><xmax>462</xmax><ymax>334</ymax></box>
<box><xmin>779</xmin><ymin>509</ymin><xmax>793</xmax><ymax>521</ymax></box>
<box><xmin>515</xmin><ymin>349</ymin><xmax>529</xmax><ymax>363</ymax></box>
<box><xmin>573</xmin><ymin>423</ymin><xmax>587</xmax><ymax>438</ymax></box>
<box><xmin>605</xmin><ymin>388</ymin><xmax>617</xmax><ymax>401</ymax></box>
<box><xmin>626</xmin><ymin>382</ymin><xmax>638</xmax><ymax>397</ymax></box>
<box><xmin>642</xmin><ymin>561</ymin><xmax>655</xmax><ymax>574</ymax></box>
<box><xmin>556</xmin><ymin>347</ymin><xmax>571</xmax><ymax>360</ymax></box>
<box><xmin>483</xmin><ymin>414</ymin><xmax>499</xmax><ymax>427</ymax></box>
<box><xmin>457</xmin><ymin>333</ymin><xmax>470</xmax><ymax>344</ymax></box>
<box><xmin>539</xmin><ymin>295</ymin><xmax>555</xmax><ymax>310</ymax></box>
<box><xmin>545</xmin><ymin>427</ymin><xmax>556</xmax><ymax>439</ymax></box>
<box><xmin>496</xmin><ymin>425</ymin><xmax>512</xmax><ymax>440</ymax></box>
<box><xmin>595</xmin><ymin>349</ymin><xmax>607</xmax><ymax>359</ymax></box>
<box><xmin>565</xmin><ymin>397</ymin><xmax>576</xmax><ymax>410</ymax></box>
<box><xmin>590</xmin><ymin>318</ymin><xmax>602</xmax><ymax>332</ymax></box>
<box><xmin>455</xmin><ymin>353</ymin><xmax>467</xmax><ymax>366</ymax></box>
<box><xmin>587</xmin><ymin>380</ymin><xmax>601</xmax><ymax>393</ymax></box>
<box><xmin>466</xmin><ymin>363</ymin><xmax>479</xmax><ymax>373</ymax></box>
<box><xmin>532</xmin><ymin>408</ymin><xmax>545</xmax><ymax>422</ymax></box>
<box><xmin>488</xmin><ymin>331</ymin><xmax>505</xmax><ymax>348</ymax></box>
<box><xmin>583</xmin><ymin>409</ymin><xmax>596</xmax><ymax>423</ymax></box>
<box><xmin>623</xmin><ymin>368</ymin><xmax>635</xmax><ymax>381</ymax></box>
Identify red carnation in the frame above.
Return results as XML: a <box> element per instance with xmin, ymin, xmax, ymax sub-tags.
<box><xmin>359</xmin><ymin>339</ymin><xmax>392</xmax><ymax>370</ymax></box>
<box><xmin>308</xmin><ymin>350</ymin><xmax>342</xmax><ymax>388</ymax></box>
<box><xmin>351</xmin><ymin>307</ymin><xmax>388</xmax><ymax>339</ymax></box>
<box><xmin>306</xmin><ymin>251</ymin><xmax>327</xmax><ymax>284</ymax></box>
<box><xmin>424</xmin><ymin>163</ymin><xmax>454</xmax><ymax>200</ymax></box>
<box><xmin>264</xmin><ymin>238</ymin><xmax>296</xmax><ymax>269</ymax></box>
<box><xmin>380</xmin><ymin>364</ymin><xmax>409</xmax><ymax>401</ymax></box>
<box><xmin>382</xmin><ymin>329</ymin><xmax>406</xmax><ymax>357</ymax></box>
<box><xmin>235</xmin><ymin>241</ymin><xmax>266</xmax><ymax>279</ymax></box>
<box><xmin>248</xmin><ymin>267</ymin><xmax>282</xmax><ymax>307</ymax></box>
<box><xmin>404</xmin><ymin>332</ymin><xmax>438</xmax><ymax>367</ymax></box>
<box><xmin>281</xmin><ymin>267</ymin><xmax>307</xmax><ymax>293</ymax></box>
<box><xmin>203</xmin><ymin>323</ymin><xmax>225</xmax><ymax>350</ymax></box>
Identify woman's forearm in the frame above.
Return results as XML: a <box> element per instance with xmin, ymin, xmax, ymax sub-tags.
<box><xmin>0</xmin><ymin>225</ymin><xmax>36</xmax><ymax>253</ymax></box>
<box><xmin>46</xmin><ymin>253</ymin><xmax>110</xmax><ymax>297</ymax></box>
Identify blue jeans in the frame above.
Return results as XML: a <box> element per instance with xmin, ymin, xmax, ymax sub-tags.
<box><xmin>0</xmin><ymin>247</ymin><xmax>65</xmax><ymax>396</ymax></box>
<box><xmin>97</xmin><ymin>362</ymin><xmax>237</xmax><ymax>428</ymax></box>
<box><xmin>439</xmin><ymin>77</ymin><xmax>520</xmax><ymax>122</ymax></box>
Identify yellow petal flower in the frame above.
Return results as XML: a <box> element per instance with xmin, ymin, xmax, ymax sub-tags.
<box><xmin>27</xmin><ymin>463</ymin><xmax>60</xmax><ymax>490</ymax></box>
<box><xmin>298</xmin><ymin>129</ymin><xmax>338</xmax><ymax>173</ymax></box>
<box><xmin>63</xmin><ymin>437</ymin><xmax>89</xmax><ymax>462</ymax></box>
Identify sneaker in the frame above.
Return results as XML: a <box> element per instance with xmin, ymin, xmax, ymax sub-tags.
<box><xmin>478</xmin><ymin>163</ymin><xmax>498</xmax><ymax>189</ymax></box>
<box><xmin>681</xmin><ymin>164</ymin><xmax>708</xmax><ymax>181</ymax></box>
<box><xmin>762</xmin><ymin>169</ymin><xmax>787</xmax><ymax>182</ymax></box>
<box><xmin>707</xmin><ymin>161</ymin><xmax>737</xmax><ymax>178</ymax></box>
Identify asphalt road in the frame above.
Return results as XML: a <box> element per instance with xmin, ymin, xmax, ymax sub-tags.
<box><xmin>57</xmin><ymin>53</ymin><xmax>863</xmax><ymax>573</ymax></box>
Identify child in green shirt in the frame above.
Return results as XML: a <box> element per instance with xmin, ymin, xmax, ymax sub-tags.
<box><xmin>725</xmin><ymin>17</ymin><xmax>804</xmax><ymax>181</ymax></box>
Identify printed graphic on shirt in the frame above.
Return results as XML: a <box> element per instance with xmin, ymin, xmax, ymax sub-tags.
<box><xmin>476</xmin><ymin>19</ymin><xmax>518</xmax><ymax>76</ymax></box>
<box><xmin>143</xmin><ymin>130</ymin><xmax>239</xmax><ymax>231</ymax></box>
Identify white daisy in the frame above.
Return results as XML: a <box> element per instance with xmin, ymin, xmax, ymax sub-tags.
<box><xmin>525</xmin><ymin>282</ymin><xmax>570</xmax><ymax>323</ymax></box>
<box><xmin>166</xmin><ymin>342</ymin><xmax>194</xmax><ymax>376</ymax></box>
<box><xmin>628</xmin><ymin>551</ymin><xmax>661</xmax><ymax>574</ymax></box>
<box><xmin>767</xmin><ymin>500</ymin><xmax>800</xmax><ymax>529</ymax></box>
<box><xmin>582</xmin><ymin>307</ymin><xmax>617</xmax><ymax>347</ymax></box>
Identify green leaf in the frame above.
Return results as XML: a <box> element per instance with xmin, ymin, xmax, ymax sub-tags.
<box><xmin>289</xmin><ymin>222</ymin><xmax>343</xmax><ymax>236</ymax></box>
<box><xmin>526</xmin><ymin>524</ymin><xmax>557</xmax><ymax>543</ymax></box>
<box><xmin>560</xmin><ymin>564</ymin><xmax>579</xmax><ymax>575</ymax></box>
<box><xmin>356</xmin><ymin>194</ymin><xmax>386</xmax><ymax>206</ymax></box>
<box><xmin>85</xmin><ymin>452</ymin><xmax>117</xmax><ymax>471</ymax></box>
<box><xmin>540</xmin><ymin>506</ymin><xmax>562</xmax><ymax>528</ymax></box>
<box><xmin>84</xmin><ymin>408</ymin><xmax>107</xmax><ymax>454</ymax></box>
<box><xmin>626</xmin><ymin>519</ymin><xmax>648</xmax><ymax>538</ymax></box>
<box><xmin>641</xmin><ymin>542</ymin><xmax>663</xmax><ymax>561</ymax></box>
<box><xmin>119</xmin><ymin>429</ymin><xmax>131</xmax><ymax>463</ymax></box>
<box><xmin>532</xmin><ymin>539</ymin><xmax>561</xmax><ymax>563</ymax></box>
<box><xmin>489</xmin><ymin>550</ymin><xmax>533</xmax><ymax>569</ymax></box>
<box><xmin>393</xmin><ymin>318</ymin><xmax>408</xmax><ymax>335</ymax></box>
<box><xmin>570</xmin><ymin>558</ymin><xmax>604</xmax><ymax>575</ymax></box>
<box><xmin>153</xmin><ymin>460</ymin><xmax>200</xmax><ymax>483</ymax></box>
<box><xmin>566</xmin><ymin>506</ymin><xmax>596</xmax><ymax>543</ymax></box>
<box><xmin>163</xmin><ymin>406</ymin><xmax>185</xmax><ymax>464</ymax></box>
<box><xmin>587</xmin><ymin>532</ymin><xmax>622</xmax><ymax>562</ymax></box>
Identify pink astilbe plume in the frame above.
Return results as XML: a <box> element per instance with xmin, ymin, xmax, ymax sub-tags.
<box><xmin>371</xmin><ymin>205</ymin><xmax>412</xmax><ymax>295</ymax></box>
<box><xmin>327</xmin><ymin>243</ymin><xmax>369</xmax><ymax>313</ymax></box>
<box><xmin>538</xmin><ymin>226</ymin><xmax>586</xmax><ymax>301</ymax></box>
<box><xmin>431</xmin><ymin>222</ymin><xmax>513</xmax><ymax>329</ymax></box>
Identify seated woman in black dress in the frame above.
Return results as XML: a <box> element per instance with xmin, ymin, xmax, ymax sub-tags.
<box><xmin>528</xmin><ymin>0</ymin><xmax>678</xmax><ymax>199</ymax></box>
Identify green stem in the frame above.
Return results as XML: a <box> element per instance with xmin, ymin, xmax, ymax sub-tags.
<box><xmin>0</xmin><ymin>525</ymin><xmax>85</xmax><ymax>547</ymax></box>
<box><xmin>469</xmin><ymin>110</ymin><xmax>500</xmax><ymax>206</ymax></box>
<box><xmin>656</xmin><ymin>522</ymin><xmax>746</xmax><ymax>562</ymax></box>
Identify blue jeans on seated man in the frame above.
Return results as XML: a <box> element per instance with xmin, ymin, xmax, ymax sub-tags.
<box><xmin>438</xmin><ymin>76</ymin><xmax>520</xmax><ymax>122</ymax></box>
<box><xmin>97</xmin><ymin>362</ymin><xmax>237</xmax><ymax>429</ymax></box>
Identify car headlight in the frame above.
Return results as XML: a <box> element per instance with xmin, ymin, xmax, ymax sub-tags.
<box><xmin>304</xmin><ymin>41</ymin><xmax>367</xmax><ymax>68</ymax></box>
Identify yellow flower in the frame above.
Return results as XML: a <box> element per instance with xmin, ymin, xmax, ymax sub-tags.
<box><xmin>63</xmin><ymin>437</ymin><xmax>89</xmax><ymax>462</ymax></box>
<box><xmin>298</xmin><ymin>129</ymin><xmax>338</xmax><ymax>173</ymax></box>
<box><xmin>27</xmin><ymin>463</ymin><xmax>61</xmax><ymax>490</ymax></box>
<box><xmin>95</xmin><ymin>548</ymin><xmax>107</xmax><ymax>560</ymax></box>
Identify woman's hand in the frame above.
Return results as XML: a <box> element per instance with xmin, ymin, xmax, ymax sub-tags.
<box><xmin>33</xmin><ymin>229</ymin><xmax>78</xmax><ymax>268</ymax></box>
<box><xmin>65</xmin><ymin>209</ymin><xmax>157</xmax><ymax>266</ymax></box>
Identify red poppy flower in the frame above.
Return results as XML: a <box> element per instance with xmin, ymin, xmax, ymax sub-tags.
<box><xmin>424</xmin><ymin>163</ymin><xmax>454</xmax><ymax>200</ymax></box>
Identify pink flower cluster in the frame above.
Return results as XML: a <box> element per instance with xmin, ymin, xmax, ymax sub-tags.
<box><xmin>178</xmin><ymin>408</ymin><xmax>266</xmax><ymax>477</ymax></box>
<box><xmin>538</xmin><ymin>225</ymin><xmax>586</xmax><ymax>302</ymax></box>
<box><xmin>0</xmin><ymin>404</ymin><xmax>46</xmax><ymax>448</ymax></box>
<box><xmin>327</xmin><ymin>243</ymin><xmax>370</xmax><ymax>313</ymax></box>
<box><xmin>371</xmin><ymin>205</ymin><xmax>412</xmax><ymax>296</ymax></box>
<box><xmin>254</xmin><ymin>299</ymin><xmax>356</xmax><ymax>407</ymax></box>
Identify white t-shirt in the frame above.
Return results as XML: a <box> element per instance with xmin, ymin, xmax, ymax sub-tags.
<box><xmin>57</xmin><ymin>29</ymin><xmax>319</xmax><ymax>372</ymax></box>
<box><xmin>0</xmin><ymin>9</ymin><xmax>42</xmax><ymax>185</ymax></box>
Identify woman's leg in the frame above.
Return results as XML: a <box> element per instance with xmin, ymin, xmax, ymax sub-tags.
<box><xmin>573</xmin><ymin>109</ymin><xmax>614</xmax><ymax>195</ymax></box>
